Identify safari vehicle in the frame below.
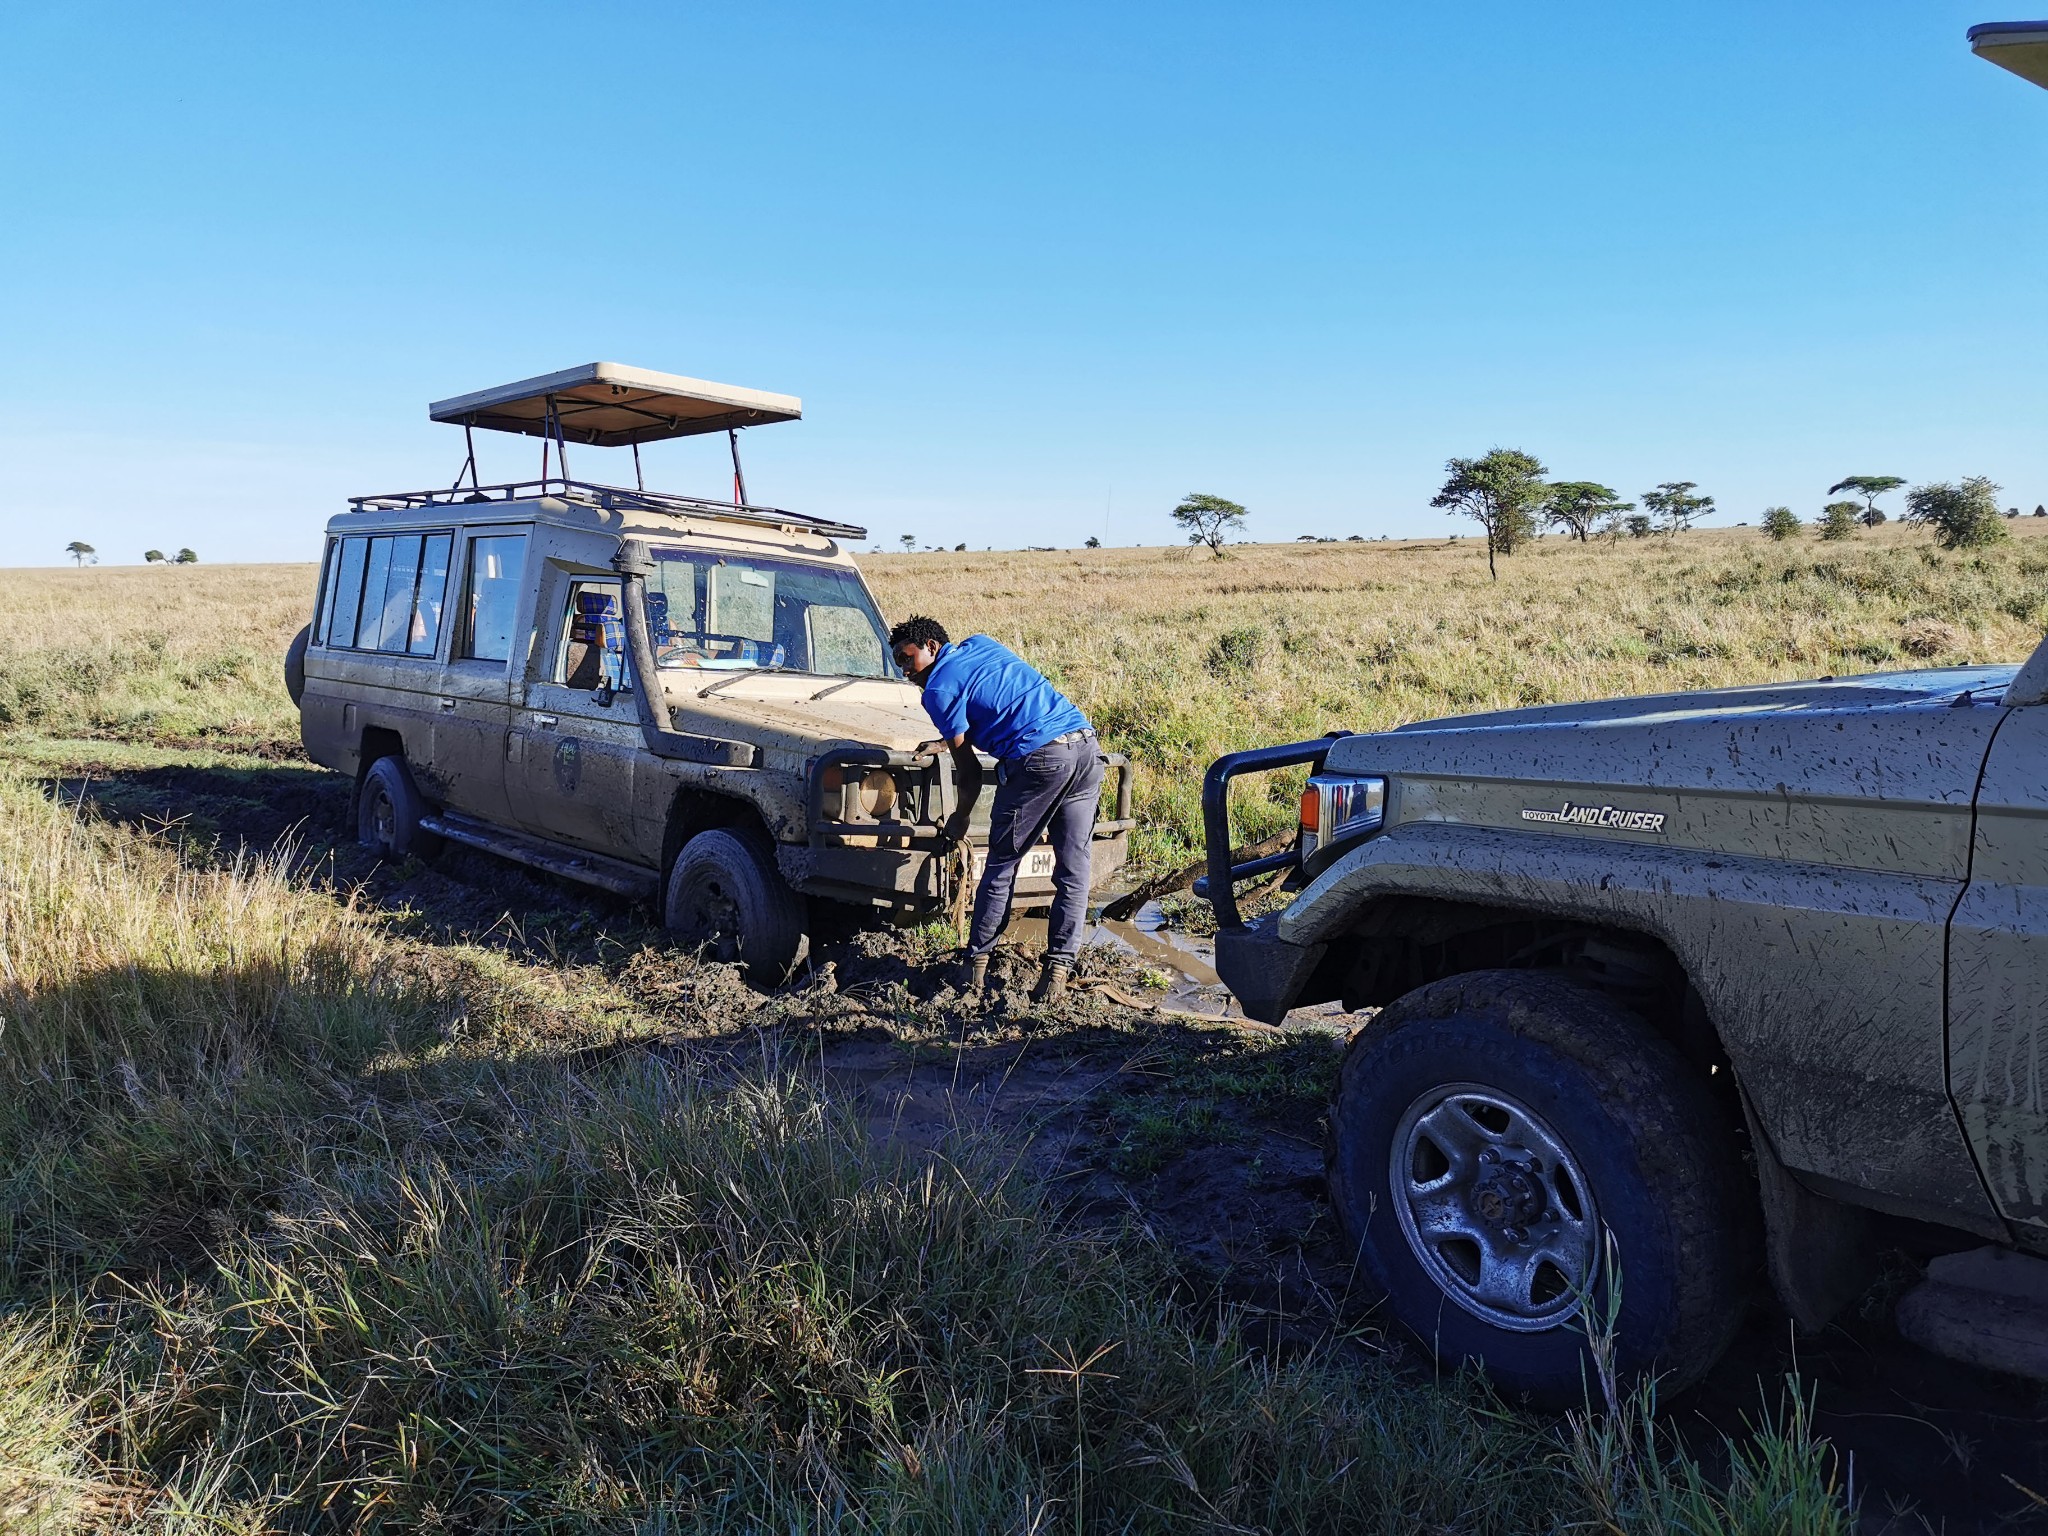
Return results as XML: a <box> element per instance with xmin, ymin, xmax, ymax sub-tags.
<box><xmin>286</xmin><ymin>363</ymin><xmax>1131</xmax><ymax>978</ymax></box>
<box><xmin>1200</xmin><ymin>638</ymin><xmax>2048</xmax><ymax>1401</ymax></box>
<box><xmin>1191</xmin><ymin>22</ymin><xmax>2048</xmax><ymax>1405</ymax></box>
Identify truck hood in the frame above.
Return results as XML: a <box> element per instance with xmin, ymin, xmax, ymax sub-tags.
<box><xmin>663</xmin><ymin>672</ymin><xmax>934</xmax><ymax>753</ymax></box>
<box><xmin>1325</xmin><ymin>665</ymin><xmax>2023</xmax><ymax>874</ymax></box>
<box><xmin>1388</xmin><ymin>665</ymin><xmax>2016</xmax><ymax>740</ymax></box>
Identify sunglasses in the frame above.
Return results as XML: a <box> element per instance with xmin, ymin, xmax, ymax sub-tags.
<box><xmin>893</xmin><ymin>647</ymin><xmax>925</xmax><ymax>670</ymax></box>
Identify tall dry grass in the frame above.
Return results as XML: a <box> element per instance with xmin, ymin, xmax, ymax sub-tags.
<box><xmin>863</xmin><ymin>523</ymin><xmax>2048</xmax><ymax>860</ymax></box>
<box><xmin>0</xmin><ymin>564</ymin><xmax>311</xmax><ymax>748</ymax></box>
<box><xmin>9</xmin><ymin>522</ymin><xmax>2044</xmax><ymax>863</ymax></box>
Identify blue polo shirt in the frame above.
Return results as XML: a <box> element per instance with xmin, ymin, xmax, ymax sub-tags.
<box><xmin>918</xmin><ymin>635</ymin><xmax>1090</xmax><ymax>761</ymax></box>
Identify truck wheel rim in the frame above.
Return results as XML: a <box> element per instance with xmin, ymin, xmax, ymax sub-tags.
<box><xmin>368</xmin><ymin>786</ymin><xmax>396</xmax><ymax>849</ymax></box>
<box><xmin>1389</xmin><ymin>1082</ymin><xmax>1599</xmax><ymax>1333</ymax></box>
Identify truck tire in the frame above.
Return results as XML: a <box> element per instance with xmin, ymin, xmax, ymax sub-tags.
<box><xmin>664</xmin><ymin>827</ymin><xmax>808</xmax><ymax>985</ymax></box>
<box><xmin>356</xmin><ymin>755</ymin><xmax>442</xmax><ymax>862</ymax></box>
<box><xmin>1327</xmin><ymin>969</ymin><xmax>1751</xmax><ymax>1406</ymax></box>
<box><xmin>284</xmin><ymin>625</ymin><xmax>309</xmax><ymax>707</ymax></box>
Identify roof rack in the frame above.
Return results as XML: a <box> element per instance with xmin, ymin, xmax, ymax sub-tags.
<box><xmin>345</xmin><ymin>478</ymin><xmax>867</xmax><ymax>541</ymax></box>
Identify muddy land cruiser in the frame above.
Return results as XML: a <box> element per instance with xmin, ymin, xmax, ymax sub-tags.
<box><xmin>286</xmin><ymin>363</ymin><xmax>1130</xmax><ymax>978</ymax></box>
<box><xmin>1192</xmin><ymin>20</ymin><xmax>2048</xmax><ymax>1406</ymax></box>
<box><xmin>1202</xmin><ymin>639</ymin><xmax>2048</xmax><ymax>1402</ymax></box>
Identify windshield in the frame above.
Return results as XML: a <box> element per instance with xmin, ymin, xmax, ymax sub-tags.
<box><xmin>645</xmin><ymin>547</ymin><xmax>893</xmax><ymax>679</ymax></box>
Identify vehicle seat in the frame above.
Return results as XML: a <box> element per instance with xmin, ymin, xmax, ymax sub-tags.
<box><xmin>564</xmin><ymin>590</ymin><xmax>623</xmax><ymax>689</ymax></box>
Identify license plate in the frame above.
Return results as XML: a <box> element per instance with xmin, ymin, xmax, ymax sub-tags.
<box><xmin>972</xmin><ymin>847</ymin><xmax>1058</xmax><ymax>882</ymax></box>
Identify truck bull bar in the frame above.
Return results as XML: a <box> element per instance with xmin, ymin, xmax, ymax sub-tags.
<box><xmin>1195</xmin><ymin>734</ymin><xmax>1350</xmax><ymax>930</ymax></box>
<box><xmin>807</xmin><ymin>745</ymin><xmax>1136</xmax><ymax>850</ymax></box>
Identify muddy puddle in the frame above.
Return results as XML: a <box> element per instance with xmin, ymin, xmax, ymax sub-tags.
<box><xmin>40</xmin><ymin>753</ymin><xmax>2048</xmax><ymax>1532</ymax></box>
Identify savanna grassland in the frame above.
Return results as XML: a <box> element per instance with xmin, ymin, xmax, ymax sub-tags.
<box><xmin>4</xmin><ymin>523</ymin><xmax>2043</xmax><ymax>1531</ymax></box>
<box><xmin>866</xmin><ymin>522</ymin><xmax>2048</xmax><ymax>862</ymax></box>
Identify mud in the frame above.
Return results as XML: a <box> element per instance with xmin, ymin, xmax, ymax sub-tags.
<box><xmin>42</xmin><ymin>751</ymin><xmax>2048</xmax><ymax>1533</ymax></box>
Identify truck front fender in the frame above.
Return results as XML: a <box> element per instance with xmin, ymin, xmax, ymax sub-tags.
<box><xmin>1280</xmin><ymin>822</ymin><xmax>2004</xmax><ymax>1237</ymax></box>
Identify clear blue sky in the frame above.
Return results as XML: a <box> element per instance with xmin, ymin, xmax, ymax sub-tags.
<box><xmin>2</xmin><ymin>2</ymin><xmax>2043</xmax><ymax>565</ymax></box>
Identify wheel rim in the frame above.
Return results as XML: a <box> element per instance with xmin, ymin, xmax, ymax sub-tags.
<box><xmin>367</xmin><ymin>785</ymin><xmax>397</xmax><ymax>850</ymax></box>
<box><xmin>675</xmin><ymin>870</ymin><xmax>744</xmax><ymax>963</ymax></box>
<box><xmin>1389</xmin><ymin>1082</ymin><xmax>1599</xmax><ymax>1332</ymax></box>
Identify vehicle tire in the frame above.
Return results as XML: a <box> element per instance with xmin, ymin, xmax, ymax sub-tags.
<box><xmin>1327</xmin><ymin>969</ymin><xmax>1752</xmax><ymax>1406</ymax></box>
<box><xmin>664</xmin><ymin>827</ymin><xmax>809</xmax><ymax>985</ymax></box>
<box><xmin>356</xmin><ymin>755</ymin><xmax>442</xmax><ymax>862</ymax></box>
<box><xmin>284</xmin><ymin>624</ymin><xmax>309</xmax><ymax>707</ymax></box>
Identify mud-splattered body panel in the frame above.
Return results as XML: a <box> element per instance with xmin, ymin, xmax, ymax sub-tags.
<box><xmin>1275</xmin><ymin>669</ymin><xmax>2031</xmax><ymax>1233</ymax></box>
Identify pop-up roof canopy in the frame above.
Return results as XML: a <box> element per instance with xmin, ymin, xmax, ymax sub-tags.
<box><xmin>1970</xmin><ymin>20</ymin><xmax>2048</xmax><ymax>88</ymax></box>
<box><xmin>429</xmin><ymin>362</ymin><xmax>802</xmax><ymax>447</ymax></box>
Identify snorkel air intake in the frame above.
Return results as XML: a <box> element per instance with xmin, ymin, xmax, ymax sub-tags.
<box><xmin>611</xmin><ymin>536</ymin><xmax>759</xmax><ymax>767</ymax></box>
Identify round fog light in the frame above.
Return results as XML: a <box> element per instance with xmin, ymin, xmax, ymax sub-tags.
<box><xmin>859</xmin><ymin>769</ymin><xmax>899</xmax><ymax>819</ymax></box>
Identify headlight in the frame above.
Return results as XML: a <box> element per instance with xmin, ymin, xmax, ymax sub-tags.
<box><xmin>856</xmin><ymin>769</ymin><xmax>899</xmax><ymax>819</ymax></box>
<box><xmin>822</xmin><ymin>765</ymin><xmax>901</xmax><ymax>820</ymax></box>
<box><xmin>1300</xmin><ymin>773</ymin><xmax>1385</xmax><ymax>862</ymax></box>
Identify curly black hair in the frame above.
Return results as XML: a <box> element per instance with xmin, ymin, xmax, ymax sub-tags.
<box><xmin>886</xmin><ymin>614</ymin><xmax>950</xmax><ymax>652</ymax></box>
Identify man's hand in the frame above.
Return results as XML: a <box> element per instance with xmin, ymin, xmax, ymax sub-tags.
<box><xmin>916</xmin><ymin>733</ymin><xmax>969</xmax><ymax>757</ymax></box>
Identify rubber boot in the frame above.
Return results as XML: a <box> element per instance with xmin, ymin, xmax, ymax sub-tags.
<box><xmin>1029</xmin><ymin>957</ymin><xmax>1071</xmax><ymax>1007</ymax></box>
<box><xmin>951</xmin><ymin>952</ymin><xmax>989</xmax><ymax>995</ymax></box>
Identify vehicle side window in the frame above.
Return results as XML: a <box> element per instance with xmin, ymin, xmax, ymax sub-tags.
<box><xmin>462</xmin><ymin>533</ymin><xmax>528</xmax><ymax>663</ymax></box>
<box><xmin>318</xmin><ymin>531</ymin><xmax>455</xmax><ymax>655</ymax></box>
<box><xmin>552</xmin><ymin>579</ymin><xmax>631</xmax><ymax>693</ymax></box>
<box><xmin>315</xmin><ymin>538</ymin><xmax>344</xmax><ymax>643</ymax></box>
<box><xmin>325</xmin><ymin>538</ymin><xmax>368</xmax><ymax>647</ymax></box>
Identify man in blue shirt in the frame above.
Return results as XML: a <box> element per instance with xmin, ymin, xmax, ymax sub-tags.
<box><xmin>889</xmin><ymin>614</ymin><xmax>1104</xmax><ymax>1003</ymax></box>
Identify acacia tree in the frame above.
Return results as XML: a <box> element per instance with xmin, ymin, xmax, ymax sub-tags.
<box><xmin>1906</xmin><ymin>477</ymin><xmax>2009</xmax><ymax>549</ymax></box>
<box><xmin>143</xmin><ymin>548</ymin><xmax>165</xmax><ymax>564</ymax></box>
<box><xmin>1761</xmin><ymin>506</ymin><xmax>1802</xmax><ymax>541</ymax></box>
<box><xmin>1430</xmin><ymin>449</ymin><xmax>1547</xmax><ymax>579</ymax></box>
<box><xmin>898</xmin><ymin>534</ymin><xmax>916</xmax><ymax>552</ymax></box>
<box><xmin>1829</xmin><ymin>475</ymin><xmax>1904</xmax><ymax>528</ymax></box>
<box><xmin>1819</xmin><ymin>501</ymin><xmax>1861</xmax><ymax>541</ymax></box>
<box><xmin>1544</xmin><ymin>481</ymin><xmax>1631</xmax><ymax>542</ymax></box>
<box><xmin>1640</xmin><ymin>481</ymin><xmax>1713</xmax><ymax>536</ymax></box>
<box><xmin>174</xmin><ymin>548</ymin><xmax>198</xmax><ymax>564</ymax></box>
<box><xmin>64</xmin><ymin>541</ymin><xmax>95</xmax><ymax>566</ymax></box>
<box><xmin>1171</xmin><ymin>493</ymin><xmax>1248</xmax><ymax>558</ymax></box>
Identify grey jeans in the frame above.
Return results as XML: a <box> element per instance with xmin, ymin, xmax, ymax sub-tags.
<box><xmin>968</xmin><ymin>733</ymin><xmax>1106</xmax><ymax>963</ymax></box>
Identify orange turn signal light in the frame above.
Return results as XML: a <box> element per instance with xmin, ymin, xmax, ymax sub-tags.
<box><xmin>1299</xmin><ymin>784</ymin><xmax>1321</xmax><ymax>835</ymax></box>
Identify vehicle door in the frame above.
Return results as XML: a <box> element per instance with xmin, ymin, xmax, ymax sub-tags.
<box><xmin>1950</xmin><ymin>699</ymin><xmax>2048</xmax><ymax>1243</ymax></box>
<box><xmin>308</xmin><ymin>524</ymin><xmax>457</xmax><ymax>783</ymax></box>
<box><xmin>427</xmin><ymin>526</ymin><xmax>531</xmax><ymax>826</ymax></box>
<box><xmin>506</xmin><ymin>571</ymin><xmax>645</xmax><ymax>861</ymax></box>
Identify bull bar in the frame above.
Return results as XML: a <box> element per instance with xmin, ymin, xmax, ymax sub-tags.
<box><xmin>1195</xmin><ymin>733</ymin><xmax>1350</xmax><ymax>930</ymax></box>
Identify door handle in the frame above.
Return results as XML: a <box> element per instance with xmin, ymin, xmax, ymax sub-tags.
<box><xmin>532</xmin><ymin>713</ymin><xmax>559</xmax><ymax>729</ymax></box>
<box><xmin>438</xmin><ymin>697</ymin><xmax>457</xmax><ymax>711</ymax></box>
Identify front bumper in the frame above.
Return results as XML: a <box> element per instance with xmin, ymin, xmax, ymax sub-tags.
<box><xmin>796</xmin><ymin>744</ymin><xmax>1135</xmax><ymax>911</ymax></box>
<box><xmin>1214</xmin><ymin>917</ymin><xmax>1328</xmax><ymax>1025</ymax></box>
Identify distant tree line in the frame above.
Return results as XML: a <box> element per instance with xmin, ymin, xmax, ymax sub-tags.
<box><xmin>882</xmin><ymin>464</ymin><xmax>2029</xmax><ymax>562</ymax></box>
<box><xmin>1425</xmin><ymin>452</ymin><xmax>2027</xmax><ymax>576</ymax></box>
<box><xmin>61</xmin><ymin>542</ymin><xmax>198</xmax><ymax>566</ymax></box>
<box><xmin>1425</xmin><ymin>449</ymin><xmax>1716</xmax><ymax>579</ymax></box>
<box><xmin>1761</xmin><ymin>474</ymin><xmax>2012</xmax><ymax>550</ymax></box>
